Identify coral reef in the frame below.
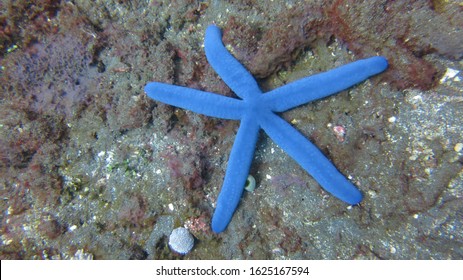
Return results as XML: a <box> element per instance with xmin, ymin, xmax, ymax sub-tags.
<box><xmin>0</xmin><ymin>0</ymin><xmax>462</xmax><ymax>259</ymax></box>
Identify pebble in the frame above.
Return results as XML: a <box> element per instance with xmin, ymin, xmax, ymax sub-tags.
<box><xmin>168</xmin><ymin>227</ymin><xmax>194</xmax><ymax>255</ymax></box>
<box><xmin>454</xmin><ymin>143</ymin><xmax>463</xmax><ymax>153</ymax></box>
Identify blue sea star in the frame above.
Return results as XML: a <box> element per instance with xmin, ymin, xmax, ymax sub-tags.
<box><xmin>145</xmin><ymin>25</ymin><xmax>388</xmax><ymax>233</ymax></box>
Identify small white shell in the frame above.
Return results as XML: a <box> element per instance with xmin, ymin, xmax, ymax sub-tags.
<box><xmin>244</xmin><ymin>175</ymin><xmax>256</xmax><ymax>192</ymax></box>
<box><xmin>168</xmin><ymin>227</ymin><xmax>194</xmax><ymax>255</ymax></box>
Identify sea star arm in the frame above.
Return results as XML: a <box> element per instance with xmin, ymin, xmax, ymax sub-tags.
<box><xmin>205</xmin><ymin>25</ymin><xmax>262</xmax><ymax>99</ymax></box>
<box><xmin>211</xmin><ymin>115</ymin><xmax>260</xmax><ymax>233</ymax></box>
<box><xmin>262</xmin><ymin>56</ymin><xmax>388</xmax><ymax>112</ymax></box>
<box><xmin>259</xmin><ymin>111</ymin><xmax>363</xmax><ymax>204</ymax></box>
<box><xmin>144</xmin><ymin>82</ymin><xmax>245</xmax><ymax>120</ymax></box>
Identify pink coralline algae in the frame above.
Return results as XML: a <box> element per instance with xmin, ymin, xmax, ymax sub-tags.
<box><xmin>333</xmin><ymin>125</ymin><xmax>347</xmax><ymax>142</ymax></box>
